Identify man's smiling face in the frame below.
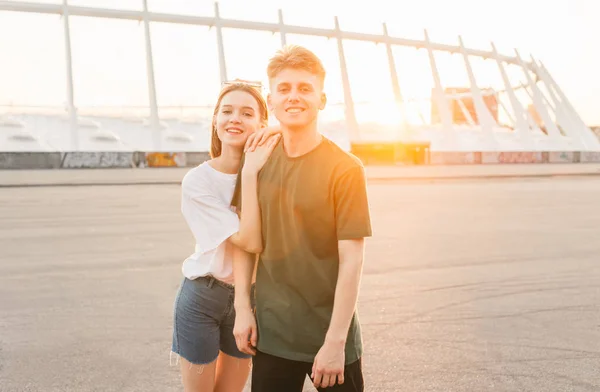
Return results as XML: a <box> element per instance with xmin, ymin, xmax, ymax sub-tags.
<box><xmin>268</xmin><ymin>68</ymin><xmax>326</xmax><ymax>130</ymax></box>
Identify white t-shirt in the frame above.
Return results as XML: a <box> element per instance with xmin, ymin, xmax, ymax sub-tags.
<box><xmin>180</xmin><ymin>161</ymin><xmax>240</xmax><ymax>284</ymax></box>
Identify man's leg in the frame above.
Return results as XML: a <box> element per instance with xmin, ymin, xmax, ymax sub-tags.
<box><xmin>251</xmin><ymin>350</ymin><xmax>308</xmax><ymax>392</ymax></box>
<box><xmin>313</xmin><ymin>358</ymin><xmax>364</xmax><ymax>392</ymax></box>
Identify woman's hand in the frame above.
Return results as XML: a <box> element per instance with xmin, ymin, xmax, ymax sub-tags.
<box><xmin>244</xmin><ymin>125</ymin><xmax>282</xmax><ymax>152</ymax></box>
<box><xmin>233</xmin><ymin>307</ymin><xmax>258</xmax><ymax>356</ymax></box>
<box><xmin>242</xmin><ymin>134</ymin><xmax>280</xmax><ymax>174</ymax></box>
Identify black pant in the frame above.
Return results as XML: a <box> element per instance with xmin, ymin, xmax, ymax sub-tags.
<box><xmin>251</xmin><ymin>350</ymin><xmax>364</xmax><ymax>392</ymax></box>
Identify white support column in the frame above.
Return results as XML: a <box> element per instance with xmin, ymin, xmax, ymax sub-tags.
<box><xmin>532</xmin><ymin>76</ymin><xmax>556</xmax><ymax>112</ymax></box>
<box><xmin>528</xmin><ymin>62</ymin><xmax>582</xmax><ymax>148</ymax></box>
<box><xmin>525</xmin><ymin>107</ymin><xmax>540</xmax><ymax>130</ymax></box>
<box><xmin>142</xmin><ymin>0</ymin><xmax>160</xmax><ymax>150</ymax></box>
<box><xmin>278</xmin><ymin>9</ymin><xmax>286</xmax><ymax>47</ymax></box>
<box><xmin>424</xmin><ymin>30</ymin><xmax>454</xmax><ymax>137</ymax></box>
<box><xmin>383</xmin><ymin>22</ymin><xmax>409</xmax><ymax>138</ymax></box>
<box><xmin>383</xmin><ymin>23</ymin><xmax>410</xmax><ymax>138</ymax></box>
<box><xmin>523</xmin><ymin>83</ymin><xmax>555</xmax><ymax>113</ymax></box>
<box><xmin>522</xmin><ymin>84</ymin><xmax>554</xmax><ymax>136</ymax></box>
<box><xmin>538</xmin><ymin>61</ymin><xmax>588</xmax><ymax>131</ymax></box>
<box><xmin>62</xmin><ymin>0</ymin><xmax>78</xmax><ymax>150</ymax></box>
<box><xmin>334</xmin><ymin>16</ymin><xmax>359</xmax><ymax>142</ymax></box>
<box><xmin>491</xmin><ymin>43</ymin><xmax>533</xmax><ymax>148</ymax></box>
<box><xmin>458</xmin><ymin>35</ymin><xmax>496</xmax><ymax>148</ymax></box>
<box><xmin>495</xmin><ymin>93</ymin><xmax>516</xmax><ymax>126</ymax></box>
<box><xmin>456</xmin><ymin>98</ymin><xmax>475</xmax><ymax>126</ymax></box>
<box><xmin>383</xmin><ymin>24</ymin><xmax>402</xmax><ymax>109</ymax></box>
<box><xmin>515</xmin><ymin>49</ymin><xmax>563</xmax><ymax>147</ymax></box>
<box><xmin>417</xmin><ymin>105</ymin><xmax>427</xmax><ymax>125</ymax></box>
<box><xmin>214</xmin><ymin>2</ymin><xmax>228</xmax><ymax>85</ymax></box>
<box><xmin>534</xmin><ymin>58</ymin><xmax>598</xmax><ymax>149</ymax></box>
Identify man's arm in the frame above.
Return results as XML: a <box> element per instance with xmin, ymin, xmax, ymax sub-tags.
<box><xmin>326</xmin><ymin>238</ymin><xmax>365</xmax><ymax>343</ymax></box>
<box><xmin>312</xmin><ymin>164</ymin><xmax>372</xmax><ymax>389</ymax></box>
<box><xmin>311</xmin><ymin>238</ymin><xmax>365</xmax><ymax>388</ymax></box>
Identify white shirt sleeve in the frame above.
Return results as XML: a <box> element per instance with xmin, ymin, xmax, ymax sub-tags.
<box><xmin>181</xmin><ymin>170</ymin><xmax>240</xmax><ymax>255</ymax></box>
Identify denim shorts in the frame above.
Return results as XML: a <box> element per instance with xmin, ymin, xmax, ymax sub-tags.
<box><xmin>171</xmin><ymin>275</ymin><xmax>255</xmax><ymax>365</ymax></box>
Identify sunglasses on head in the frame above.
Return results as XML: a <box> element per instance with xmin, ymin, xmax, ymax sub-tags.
<box><xmin>222</xmin><ymin>79</ymin><xmax>263</xmax><ymax>92</ymax></box>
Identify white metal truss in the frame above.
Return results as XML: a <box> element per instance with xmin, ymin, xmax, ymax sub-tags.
<box><xmin>0</xmin><ymin>0</ymin><xmax>598</xmax><ymax>152</ymax></box>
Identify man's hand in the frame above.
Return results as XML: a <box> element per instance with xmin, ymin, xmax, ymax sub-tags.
<box><xmin>233</xmin><ymin>307</ymin><xmax>258</xmax><ymax>355</ymax></box>
<box><xmin>311</xmin><ymin>339</ymin><xmax>345</xmax><ymax>388</ymax></box>
<box><xmin>244</xmin><ymin>125</ymin><xmax>281</xmax><ymax>152</ymax></box>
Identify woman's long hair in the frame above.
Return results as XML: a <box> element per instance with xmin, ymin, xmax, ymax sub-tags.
<box><xmin>210</xmin><ymin>83</ymin><xmax>269</xmax><ymax>158</ymax></box>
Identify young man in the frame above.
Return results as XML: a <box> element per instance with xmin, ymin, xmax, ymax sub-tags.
<box><xmin>232</xmin><ymin>45</ymin><xmax>372</xmax><ymax>392</ymax></box>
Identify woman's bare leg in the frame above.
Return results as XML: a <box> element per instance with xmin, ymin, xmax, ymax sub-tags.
<box><xmin>179</xmin><ymin>356</ymin><xmax>218</xmax><ymax>392</ymax></box>
<box><xmin>214</xmin><ymin>351</ymin><xmax>252</xmax><ymax>392</ymax></box>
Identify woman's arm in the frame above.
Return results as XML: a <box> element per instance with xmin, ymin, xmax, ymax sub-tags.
<box><xmin>228</xmin><ymin>134</ymin><xmax>280</xmax><ymax>253</ymax></box>
<box><xmin>228</xmin><ymin>167</ymin><xmax>263</xmax><ymax>253</ymax></box>
<box><xmin>232</xmin><ymin>245</ymin><xmax>258</xmax><ymax>355</ymax></box>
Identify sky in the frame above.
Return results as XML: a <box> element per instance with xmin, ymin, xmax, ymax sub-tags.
<box><xmin>0</xmin><ymin>0</ymin><xmax>599</xmax><ymax>126</ymax></box>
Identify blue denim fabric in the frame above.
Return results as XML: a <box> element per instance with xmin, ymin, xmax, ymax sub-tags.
<box><xmin>172</xmin><ymin>275</ymin><xmax>254</xmax><ymax>365</ymax></box>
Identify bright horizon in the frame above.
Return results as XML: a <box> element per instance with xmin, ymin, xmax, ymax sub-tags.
<box><xmin>1</xmin><ymin>0</ymin><xmax>599</xmax><ymax>126</ymax></box>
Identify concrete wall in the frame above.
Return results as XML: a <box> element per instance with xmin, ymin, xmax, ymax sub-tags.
<box><xmin>142</xmin><ymin>152</ymin><xmax>187</xmax><ymax>168</ymax></box>
<box><xmin>61</xmin><ymin>152</ymin><xmax>135</xmax><ymax>169</ymax></box>
<box><xmin>1</xmin><ymin>150</ymin><xmax>598</xmax><ymax>169</ymax></box>
<box><xmin>581</xmin><ymin>151</ymin><xmax>600</xmax><ymax>163</ymax></box>
<box><xmin>430</xmin><ymin>152</ymin><xmax>477</xmax><ymax>165</ymax></box>
<box><xmin>431</xmin><ymin>152</ymin><xmax>547</xmax><ymax>165</ymax></box>
<box><xmin>0</xmin><ymin>152</ymin><xmax>62</xmax><ymax>169</ymax></box>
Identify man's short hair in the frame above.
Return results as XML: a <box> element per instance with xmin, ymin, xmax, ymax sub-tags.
<box><xmin>267</xmin><ymin>45</ymin><xmax>326</xmax><ymax>85</ymax></box>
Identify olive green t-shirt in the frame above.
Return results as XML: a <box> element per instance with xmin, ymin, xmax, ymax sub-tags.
<box><xmin>233</xmin><ymin>136</ymin><xmax>372</xmax><ymax>364</ymax></box>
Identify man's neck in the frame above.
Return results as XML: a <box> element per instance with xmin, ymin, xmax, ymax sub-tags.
<box><xmin>281</xmin><ymin>124</ymin><xmax>322</xmax><ymax>158</ymax></box>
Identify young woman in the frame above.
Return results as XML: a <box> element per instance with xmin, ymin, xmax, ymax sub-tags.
<box><xmin>171</xmin><ymin>82</ymin><xmax>280</xmax><ymax>392</ymax></box>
